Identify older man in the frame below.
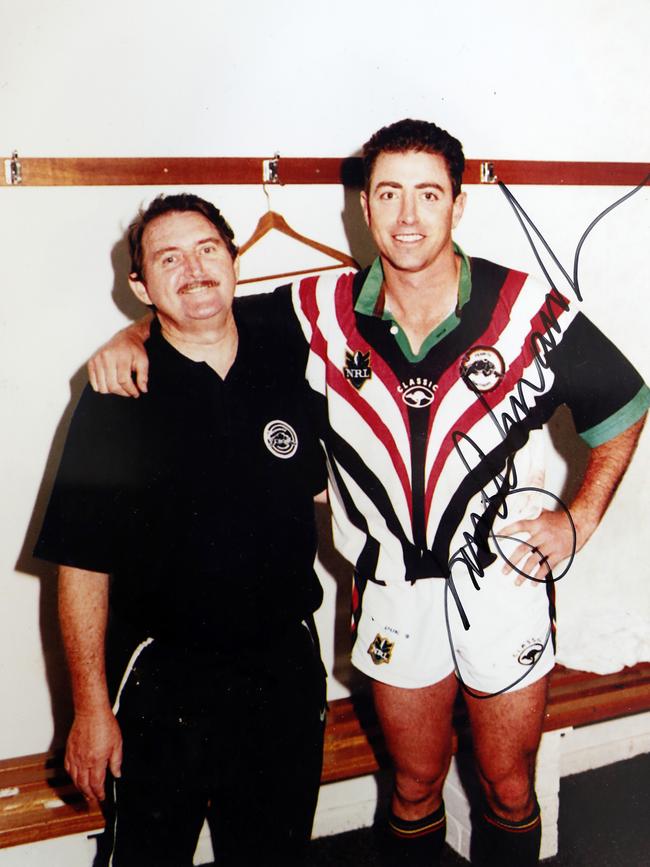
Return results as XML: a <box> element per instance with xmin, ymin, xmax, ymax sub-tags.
<box><xmin>36</xmin><ymin>194</ymin><xmax>327</xmax><ymax>867</ymax></box>
<box><xmin>89</xmin><ymin>121</ymin><xmax>648</xmax><ymax>866</ymax></box>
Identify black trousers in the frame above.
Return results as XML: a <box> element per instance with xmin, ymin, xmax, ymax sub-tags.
<box><xmin>99</xmin><ymin>623</ymin><xmax>326</xmax><ymax>867</ymax></box>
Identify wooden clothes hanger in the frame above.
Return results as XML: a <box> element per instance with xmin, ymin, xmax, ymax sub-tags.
<box><xmin>237</xmin><ymin>210</ymin><xmax>358</xmax><ymax>285</ymax></box>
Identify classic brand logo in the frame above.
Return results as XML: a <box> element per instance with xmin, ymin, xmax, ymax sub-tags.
<box><xmin>398</xmin><ymin>377</ymin><xmax>438</xmax><ymax>408</ymax></box>
<box><xmin>263</xmin><ymin>420</ymin><xmax>298</xmax><ymax>459</ymax></box>
<box><xmin>367</xmin><ymin>633</ymin><xmax>394</xmax><ymax>666</ymax></box>
<box><xmin>460</xmin><ymin>346</ymin><xmax>506</xmax><ymax>393</ymax></box>
<box><xmin>344</xmin><ymin>349</ymin><xmax>372</xmax><ymax>390</ymax></box>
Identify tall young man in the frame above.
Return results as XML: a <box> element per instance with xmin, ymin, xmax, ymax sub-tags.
<box><xmin>89</xmin><ymin>121</ymin><xmax>648</xmax><ymax>866</ymax></box>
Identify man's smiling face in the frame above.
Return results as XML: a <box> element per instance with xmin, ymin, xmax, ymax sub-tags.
<box><xmin>360</xmin><ymin>149</ymin><xmax>465</xmax><ymax>278</ymax></box>
<box><xmin>129</xmin><ymin>210</ymin><xmax>239</xmax><ymax>333</ymax></box>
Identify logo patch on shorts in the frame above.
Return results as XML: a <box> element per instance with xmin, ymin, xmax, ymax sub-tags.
<box><xmin>344</xmin><ymin>349</ymin><xmax>372</xmax><ymax>390</ymax></box>
<box><xmin>398</xmin><ymin>377</ymin><xmax>438</xmax><ymax>408</ymax></box>
<box><xmin>368</xmin><ymin>634</ymin><xmax>394</xmax><ymax>666</ymax></box>
<box><xmin>517</xmin><ymin>641</ymin><xmax>544</xmax><ymax>666</ymax></box>
<box><xmin>263</xmin><ymin>420</ymin><xmax>298</xmax><ymax>459</ymax></box>
<box><xmin>460</xmin><ymin>346</ymin><xmax>506</xmax><ymax>393</ymax></box>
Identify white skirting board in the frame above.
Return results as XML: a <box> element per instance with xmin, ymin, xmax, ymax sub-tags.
<box><xmin>0</xmin><ymin>832</ymin><xmax>98</xmax><ymax>866</ymax></box>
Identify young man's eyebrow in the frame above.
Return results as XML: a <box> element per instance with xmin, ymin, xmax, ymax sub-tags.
<box><xmin>373</xmin><ymin>181</ymin><xmax>445</xmax><ymax>192</ymax></box>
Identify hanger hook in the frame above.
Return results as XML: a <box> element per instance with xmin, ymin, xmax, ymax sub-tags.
<box><xmin>263</xmin><ymin>181</ymin><xmax>272</xmax><ymax>212</ymax></box>
<box><xmin>262</xmin><ymin>153</ymin><xmax>280</xmax><ymax>212</ymax></box>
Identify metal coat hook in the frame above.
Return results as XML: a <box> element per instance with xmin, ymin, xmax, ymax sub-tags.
<box><xmin>262</xmin><ymin>153</ymin><xmax>280</xmax><ymax>211</ymax></box>
<box><xmin>4</xmin><ymin>150</ymin><xmax>23</xmax><ymax>185</ymax></box>
<box><xmin>480</xmin><ymin>161</ymin><xmax>497</xmax><ymax>184</ymax></box>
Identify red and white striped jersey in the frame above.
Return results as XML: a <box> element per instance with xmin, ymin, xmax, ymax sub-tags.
<box><xmin>290</xmin><ymin>257</ymin><xmax>649</xmax><ymax>586</ymax></box>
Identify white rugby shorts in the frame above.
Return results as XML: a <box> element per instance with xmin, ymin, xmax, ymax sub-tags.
<box><xmin>351</xmin><ymin>543</ymin><xmax>555</xmax><ymax>695</ymax></box>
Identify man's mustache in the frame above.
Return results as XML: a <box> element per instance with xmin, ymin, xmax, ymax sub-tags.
<box><xmin>178</xmin><ymin>280</ymin><xmax>219</xmax><ymax>294</ymax></box>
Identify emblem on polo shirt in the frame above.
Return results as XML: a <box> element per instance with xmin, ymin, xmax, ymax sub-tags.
<box><xmin>398</xmin><ymin>377</ymin><xmax>438</xmax><ymax>408</ymax></box>
<box><xmin>368</xmin><ymin>633</ymin><xmax>394</xmax><ymax>666</ymax></box>
<box><xmin>263</xmin><ymin>420</ymin><xmax>298</xmax><ymax>459</ymax></box>
<box><xmin>516</xmin><ymin>640</ymin><xmax>544</xmax><ymax>666</ymax></box>
<box><xmin>460</xmin><ymin>346</ymin><xmax>506</xmax><ymax>393</ymax></box>
<box><xmin>344</xmin><ymin>349</ymin><xmax>372</xmax><ymax>390</ymax></box>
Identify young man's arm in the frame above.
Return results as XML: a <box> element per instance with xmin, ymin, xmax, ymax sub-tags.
<box><xmin>59</xmin><ymin>565</ymin><xmax>122</xmax><ymax>801</ymax></box>
<box><xmin>88</xmin><ymin>313</ymin><xmax>153</xmax><ymax>397</ymax></box>
<box><xmin>502</xmin><ymin>415</ymin><xmax>646</xmax><ymax>583</ymax></box>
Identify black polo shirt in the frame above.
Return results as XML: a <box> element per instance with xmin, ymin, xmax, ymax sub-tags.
<box><xmin>35</xmin><ymin>288</ymin><xmax>326</xmax><ymax>650</ymax></box>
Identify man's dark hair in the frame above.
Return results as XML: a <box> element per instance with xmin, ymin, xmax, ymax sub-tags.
<box><xmin>362</xmin><ymin>119</ymin><xmax>465</xmax><ymax>199</ymax></box>
<box><xmin>128</xmin><ymin>193</ymin><xmax>238</xmax><ymax>281</ymax></box>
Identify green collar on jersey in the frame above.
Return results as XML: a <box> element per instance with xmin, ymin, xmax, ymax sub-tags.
<box><xmin>355</xmin><ymin>242</ymin><xmax>472</xmax><ymax>362</ymax></box>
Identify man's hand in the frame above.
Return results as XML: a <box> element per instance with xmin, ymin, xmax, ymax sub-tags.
<box><xmin>501</xmin><ymin>416</ymin><xmax>646</xmax><ymax>586</ymax></box>
<box><xmin>65</xmin><ymin>707</ymin><xmax>122</xmax><ymax>802</ymax></box>
<box><xmin>499</xmin><ymin>508</ymin><xmax>578</xmax><ymax>586</ymax></box>
<box><xmin>87</xmin><ymin>315</ymin><xmax>152</xmax><ymax>397</ymax></box>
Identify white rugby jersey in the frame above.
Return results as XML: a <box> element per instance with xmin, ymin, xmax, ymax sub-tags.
<box><xmin>290</xmin><ymin>254</ymin><xmax>649</xmax><ymax>588</ymax></box>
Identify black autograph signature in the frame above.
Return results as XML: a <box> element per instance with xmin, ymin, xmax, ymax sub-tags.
<box><xmin>444</xmin><ymin>172</ymin><xmax>649</xmax><ymax>697</ymax></box>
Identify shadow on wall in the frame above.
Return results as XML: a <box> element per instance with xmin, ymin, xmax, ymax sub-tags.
<box><xmin>13</xmin><ymin>229</ymin><xmax>144</xmax><ymax>753</ymax></box>
<box><xmin>15</xmin><ymin>363</ymin><xmax>90</xmax><ymax>751</ymax></box>
<box><xmin>314</xmin><ymin>503</ymin><xmax>366</xmax><ymax>695</ymax></box>
<box><xmin>110</xmin><ymin>234</ymin><xmax>146</xmax><ymax>322</ymax></box>
<box><xmin>340</xmin><ymin>156</ymin><xmax>377</xmax><ymax>270</ymax></box>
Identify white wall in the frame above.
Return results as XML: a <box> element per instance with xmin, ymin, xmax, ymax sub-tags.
<box><xmin>1</xmin><ymin>0</ymin><xmax>648</xmax><ymax>767</ymax></box>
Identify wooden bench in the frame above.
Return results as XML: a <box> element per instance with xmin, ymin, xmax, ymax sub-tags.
<box><xmin>2</xmin><ymin>662</ymin><xmax>649</xmax><ymax>851</ymax></box>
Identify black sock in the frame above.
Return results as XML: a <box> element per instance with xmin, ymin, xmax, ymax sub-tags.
<box><xmin>472</xmin><ymin>800</ymin><xmax>541</xmax><ymax>866</ymax></box>
<box><xmin>381</xmin><ymin>802</ymin><xmax>446</xmax><ymax>866</ymax></box>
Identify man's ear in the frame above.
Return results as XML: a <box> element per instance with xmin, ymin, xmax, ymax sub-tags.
<box><xmin>360</xmin><ymin>190</ymin><xmax>371</xmax><ymax>228</ymax></box>
<box><xmin>128</xmin><ymin>273</ymin><xmax>153</xmax><ymax>306</ymax></box>
<box><xmin>451</xmin><ymin>191</ymin><xmax>467</xmax><ymax>229</ymax></box>
<box><xmin>233</xmin><ymin>255</ymin><xmax>240</xmax><ymax>282</ymax></box>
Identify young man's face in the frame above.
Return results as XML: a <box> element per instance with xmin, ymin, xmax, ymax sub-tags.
<box><xmin>360</xmin><ymin>149</ymin><xmax>466</xmax><ymax>278</ymax></box>
<box><xmin>129</xmin><ymin>210</ymin><xmax>239</xmax><ymax>332</ymax></box>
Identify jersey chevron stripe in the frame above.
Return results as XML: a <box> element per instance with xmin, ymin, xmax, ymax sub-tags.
<box><xmin>296</xmin><ymin>274</ymin><xmax>414</xmax><ymax>518</ymax></box>
<box><xmin>423</xmin><ymin>275</ymin><xmax>575</xmax><ymax>526</ymax></box>
<box><xmin>330</xmin><ymin>292</ymin><xmax>413</xmax><ymax>508</ymax></box>
<box><xmin>334</xmin><ymin>272</ymin><xmax>411</xmax><ymax>435</ymax></box>
<box><xmin>325</xmin><ymin>395</ymin><xmax>413</xmax><ymax>529</ymax></box>
<box><xmin>423</xmin><ymin>279</ymin><xmax>547</xmax><ymax>502</ymax></box>
<box><xmin>422</xmin><ymin>268</ymin><xmax>536</xmax><ymax>465</ymax></box>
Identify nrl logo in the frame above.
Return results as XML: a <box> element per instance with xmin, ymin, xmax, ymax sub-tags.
<box><xmin>367</xmin><ymin>633</ymin><xmax>394</xmax><ymax>666</ymax></box>
<box><xmin>344</xmin><ymin>349</ymin><xmax>372</xmax><ymax>390</ymax></box>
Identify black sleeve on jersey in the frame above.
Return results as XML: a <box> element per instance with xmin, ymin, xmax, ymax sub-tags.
<box><xmin>548</xmin><ymin>312</ymin><xmax>646</xmax><ymax>437</ymax></box>
<box><xmin>34</xmin><ymin>386</ymin><xmax>138</xmax><ymax>574</ymax></box>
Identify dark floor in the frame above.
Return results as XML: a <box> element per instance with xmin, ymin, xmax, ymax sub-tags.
<box><xmin>304</xmin><ymin>753</ymin><xmax>650</xmax><ymax>866</ymax></box>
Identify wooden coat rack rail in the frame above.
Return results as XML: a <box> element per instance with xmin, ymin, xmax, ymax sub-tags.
<box><xmin>1</xmin><ymin>155</ymin><xmax>648</xmax><ymax>188</ymax></box>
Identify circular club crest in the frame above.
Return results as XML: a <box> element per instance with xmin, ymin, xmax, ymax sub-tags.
<box><xmin>517</xmin><ymin>642</ymin><xmax>544</xmax><ymax>666</ymax></box>
<box><xmin>401</xmin><ymin>384</ymin><xmax>436</xmax><ymax>408</ymax></box>
<box><xmin>460</xmin><ymin>346</ymin><xmax>505</xmax><ymax>393</ymax></box>
<box><xmin>263</xmin><ymin>420</ymin><xmax>298</xmax><ymax>459</ymax></box>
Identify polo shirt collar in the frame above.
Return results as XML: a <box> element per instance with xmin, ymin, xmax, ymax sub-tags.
<box><xmin>355</xmin><ymin>242</ymin><xmax>471</xmax><ymax>317</ymax></box>
<box><xmin>354</xmin><ymin>243</ymin><xmax>471</xmax><ymax>361</ymax></box>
